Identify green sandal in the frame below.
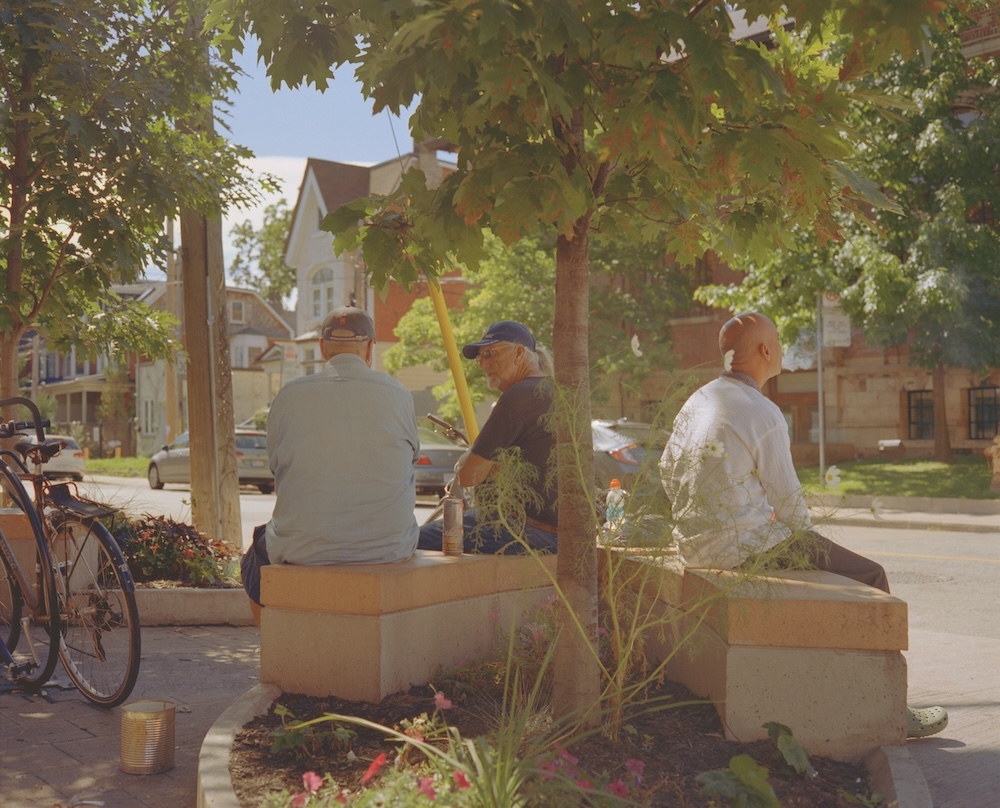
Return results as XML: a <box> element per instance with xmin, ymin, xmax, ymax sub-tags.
<box><xmin>907</xmin><ymin>706</ymin><xmax>948</xmax><ymax>739</ymax></box>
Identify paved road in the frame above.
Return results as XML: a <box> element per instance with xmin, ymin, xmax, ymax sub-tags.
<box><xmin>823</xmin><ymin>521</ymin><xmax>1000</xmax><ymax>807</ymax></box>
<box><xmin>78</xmin><ymin>474</ymin><xmax>438</xmax><ymax>551</ymax></box>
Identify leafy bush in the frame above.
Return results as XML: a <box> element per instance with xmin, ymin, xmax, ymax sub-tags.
<box><xmin>112</xmin><ymin>513</ymin><xmax>239</xmax><ymax>587</ymax></box>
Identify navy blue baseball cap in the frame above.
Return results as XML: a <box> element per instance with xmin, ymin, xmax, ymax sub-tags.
<box><xmin>462</xmin><ymin>321</ymin><xmax>536</xmax><ymax>359</ymax></box>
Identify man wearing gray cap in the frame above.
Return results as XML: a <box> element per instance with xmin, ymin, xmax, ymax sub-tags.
<box><xmin>419</xmin><ymin>320</ymin><xmax>558</xmax><ymax>554</ymax></box>
<box><xmin>240</xmin><ymin>306</ymin><xmax>419</xmax><ymax>623</ymax></box>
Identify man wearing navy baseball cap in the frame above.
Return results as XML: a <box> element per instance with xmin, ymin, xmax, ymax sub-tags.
<box><xmin>420</xmin><ymin>320</ymin><xmax>558</xmax><ymax>554</ymax></box>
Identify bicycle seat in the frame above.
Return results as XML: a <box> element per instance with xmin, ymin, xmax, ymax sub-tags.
<box><xmin>13</xmin><ymin>439</ymin><xmax>65</xmax><ymax>462</ymax></box>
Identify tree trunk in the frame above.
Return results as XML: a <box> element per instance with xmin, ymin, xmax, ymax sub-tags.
<box><xmin>551</xmin><ymin>220</ymin><xmax>601</xmax><ymax>726</ymax></box>
<box><xmin>931</xmin><ymin>363</ymin><xmax>953</xmax><ymax>464</ymax></box>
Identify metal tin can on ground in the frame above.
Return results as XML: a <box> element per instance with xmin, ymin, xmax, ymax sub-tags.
<box><xmin>442</xmin><ymin>497</ymin><xmax>464</xmax><ymax>556</ymax></box>
<box><xmin>120</xmin><ymin>700</ymin><xmax>175</xmax><ymax>774</ymax></box>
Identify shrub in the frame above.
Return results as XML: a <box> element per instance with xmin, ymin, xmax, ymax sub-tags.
<box><xmin>112</xmin><ymin>513</ymin><xmax>239</xmax><ymax>587</ymax></box>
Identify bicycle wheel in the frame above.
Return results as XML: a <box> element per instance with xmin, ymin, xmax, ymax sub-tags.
<box><xmin>0</xmin><ymin>545</ymin><xmax>23</xmax><ymax>652</ymax></box>
<box><xmin>48</xmin><ymin>514</ymin><xmax>141</xmax><ymax>707</ymax></box>
<box><xmin>7</xmin><ymin>529</ymin><xmax>62</xmax><ymax>690</ymax></box>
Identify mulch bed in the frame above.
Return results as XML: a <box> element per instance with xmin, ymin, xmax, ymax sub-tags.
<box><xmin>229</xmin><ymin>679</ymin><xmax>875</xmax><ymax>806</ymax></box>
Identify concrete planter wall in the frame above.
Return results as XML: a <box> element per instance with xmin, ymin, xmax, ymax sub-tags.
<box><xmin>134</xmin><ymin>587</ymin><xmax>255</xmax><ymax>626</ymax></box>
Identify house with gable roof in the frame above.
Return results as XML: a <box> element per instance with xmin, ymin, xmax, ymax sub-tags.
<box><xmin>279</xmin><ymin>142</ymin><xmax>465</xmax><ymax>417</ymax></box>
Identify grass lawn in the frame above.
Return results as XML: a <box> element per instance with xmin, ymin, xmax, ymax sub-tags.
<box><xmin>86</xmin><ymin>455</ymin><xmax>150</xmax><ymax>478</ymax></box>
<box><xmin>797</xmin><ymin>454</ymin><xmax>997</xmax><ymax>500</ymax></box>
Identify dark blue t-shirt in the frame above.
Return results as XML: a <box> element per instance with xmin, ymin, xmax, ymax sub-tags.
<box><xmin>471</xmin><ymin>376</ymin><xmax>558</xmax><ymax>526</ymax></box>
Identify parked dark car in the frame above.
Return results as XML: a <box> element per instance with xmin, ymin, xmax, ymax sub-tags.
<box><xmin>414</xmin><ymin>422</ymin><xmax>467</xmax><ymax>496</ymax></box>
<box><xmin>592</xmin><ymin>419</ymin><xmax>669</xmax><ymax>492</ymax></box>
<box><xmin>147</xmin><ymin>429</ymin><xmax>274</xmax><ymax>494</ymax></box>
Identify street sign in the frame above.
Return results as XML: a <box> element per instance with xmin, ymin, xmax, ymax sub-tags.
<box><xmin>823</xmin><ymin>308</ymin><xmax>852</xmax><ymax>347</ymax></box>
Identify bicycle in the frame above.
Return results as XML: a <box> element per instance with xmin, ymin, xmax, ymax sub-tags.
<box><xmin>0</xmin><ymin>396</ymin><xmax>140</xmax><ymax>707</ymax></box>
<box><xmin>422</xmin><ymin>414</ymin><xmax>470</xmax><ymax>525</ymax></box>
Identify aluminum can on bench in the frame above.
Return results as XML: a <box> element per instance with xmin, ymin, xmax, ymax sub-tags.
<box><xmin>442</xmin><ymin>496</ymin><xmax>464</xmax><ymax>556</ymax></box>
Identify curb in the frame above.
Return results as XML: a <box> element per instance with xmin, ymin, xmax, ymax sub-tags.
<box><xmin>810</xmin><ymin>493</ymin><xmax>1000</xmax><ymax>515</ymax></box>
<box><xmin>865</xmin><ymin>745</ymin><xmax>934</xmax><ymax>808</ymax></box>
<box><xmin>197</xmin><ymin>683</ymin><xmax>281</xmax><ymax>808</ymax></box>
<box><xmin>828</xmin><ymin>516</ymin><xmax>999</xmax><ymax>534</ymax></box>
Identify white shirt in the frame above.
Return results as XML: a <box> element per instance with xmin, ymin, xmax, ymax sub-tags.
<box><xmin>264</xmin><ymin>353</ymin><xmax>419</xmax><ymax>565</ymax></box>
<box><xmin>659</xmin><ymin>376</ymin><xmax>810</xmax><ymax>568</ymax></box>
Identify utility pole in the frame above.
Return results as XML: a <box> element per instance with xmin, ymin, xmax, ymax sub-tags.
<box><xmin>176</xmin><ymin>6</ymin><xmax>241</xmax><ymax>548</ymax></box>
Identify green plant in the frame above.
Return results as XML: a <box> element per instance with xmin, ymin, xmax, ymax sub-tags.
<box><xmin>112</xmin><ymin>513</ymin><xmax>238</xmax><ymax>586</ymax></box>
<box><xmin>764</xmin><ymin>721</ymin><xmax>816</xmax><ymax>778</ymax></box>
<box><xmin>697</xmin><ymin>753</ymin><xmax>781</xmax><ymax>808</ymax></box>
<box><xmin>270</xmin><ymin>704</ymin><xmax>356</xmax><ymax>759</ymax></box>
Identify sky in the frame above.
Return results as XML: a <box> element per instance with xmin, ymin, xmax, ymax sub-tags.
<box><xmin>216</xmin><ymin>44</ymin><xmax>415</xmax><ymax>267</ymax></box>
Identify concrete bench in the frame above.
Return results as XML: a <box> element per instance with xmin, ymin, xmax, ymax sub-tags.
<box><xmin>615</xmin><ymin>554</ymin><xmax>908</xmax><ymax>762</ymax></box>
<box><xmin>259</xmin><ymin>550</ymin><xmax>557</xmax><ymax>702</ymax></box>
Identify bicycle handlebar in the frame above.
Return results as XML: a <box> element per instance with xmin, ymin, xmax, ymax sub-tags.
<box><xmin>0</xmin><ymin>397</ymin><xmax>49</xmax><ymax>441</ymax></box>
<box><xmin>425</xmin><ymin>413</ymin><xmax>469</xmax><ymax>447</ymax></box>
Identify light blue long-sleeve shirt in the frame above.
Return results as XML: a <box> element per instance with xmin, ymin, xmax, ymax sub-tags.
<box><xmin>264</xmin><ymin>353</ymin><xmax>419</xmax><ymax>565</ymax></box>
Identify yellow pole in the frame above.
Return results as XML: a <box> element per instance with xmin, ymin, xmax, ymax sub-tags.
<box><xmin>427</xmin><ymin>280</ymin><xmax>479</xmax><ymax>441</ymax></box>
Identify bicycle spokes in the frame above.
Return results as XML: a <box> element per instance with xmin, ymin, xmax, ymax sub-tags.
<box><xmin>50</xmin><ymin>516</ymin><xmax>140</xmax><ymax>707</ymax></box>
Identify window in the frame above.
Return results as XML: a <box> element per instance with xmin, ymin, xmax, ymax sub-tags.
<box><xmin>907</xmin><ymin>390</ymin><xmax>934</xmax><ymax>440</ymax></box>
<box><xmin>231</xmin><ymin>300</ymin><xmax>245</xmax><ymax>323</ymax></box>
<box><xmin>968</xmin><ymin>386</ymin><xmax>999</xmax><ymax>440</ymax></box>
<box><xmin>310</xmin><ymin>267</ymin><xmax>335</xmax><ymax>318</ymax></box>
<box><xmin>303</xmin><ymin>347</ymin><xmax>315</xmax><ymax>376</ymax></box>
<box><xmin>142</xmin><ymin>399</ymin><xmax>156</xmax><ymax>435</ymax></box>
<box><xmin>232</xmin><ymin>345</ymin><xmax>247</xmax><ymax>369</ymax></box>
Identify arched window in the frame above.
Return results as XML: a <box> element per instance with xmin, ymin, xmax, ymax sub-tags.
<box><xmin>310</xmin><ymin>267</ymin><xmax>335</xmax><ymax>319</ymax></box>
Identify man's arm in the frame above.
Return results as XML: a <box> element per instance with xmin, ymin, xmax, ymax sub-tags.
<box><xmin>456</xmin><ymin>450</ymin><xmax>494</xmax><ymax>487</ymax></box>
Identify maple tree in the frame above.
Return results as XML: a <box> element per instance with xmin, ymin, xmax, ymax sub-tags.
<box><xmin>697</xmin><ymin>3</ymin><xmax>1000</xmax><ymax>462</ymax></box>
<box><xmin>0</xmin><ymin>0</ymin><xmax>260</xmax><ymax>402</ymax></box>
<box><xmin>211</xmin><ymin>0</ymin><xmax>956</xmax><ymax>721</ymax></box>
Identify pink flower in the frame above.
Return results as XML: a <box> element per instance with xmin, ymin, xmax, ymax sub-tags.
<box><xmin>290</xmin><ymin>793</ymin><xmax>309</xmax><ymax>807</ymax></box>
<box><xmin>362</xmin><ymin>752</ymin><xmax>387</xmax><ymax>784</ymax></box>
<box><xmin>574</xmin><ymin>778</ymin><xmax>592</xmax><ymax>790</ymax></box>
<box><xmin>302</xmin><ymin>772</ymin><xmax>323</xmax><ymax>793</ymax></box>
<box><xmin>537</xmin><ymin>759</ymin><xmax>557</xmax><ymax>779</ymax></box>
<box><xmin>557</xmin><ymin>748</ymin><xmax>579</xmax><ymax>766</ymax></box>
<box><xmin>625</xmin><ymin>758</ymin><xmax>645</xmax><ymax>784</ymax></box>
<box><xmin>606</xmin><ymin>779</ymin><xmax>629</xmax><ymax>797</ymax></box>
<box><xmin>453</xmin><ymin>770</ymin><xmax>471</xmax><ymax>790</ymax></box>
<box><xmin>416</xmin><ymin>776</ymin><xmax>437</xmax><ymax>800</ymax></box>
<box><xmin>434</xmin><ymin>692</ymin><xmax>453</xmax><ymax>711</ymax></box>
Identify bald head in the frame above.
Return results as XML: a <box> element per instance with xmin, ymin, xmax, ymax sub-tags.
<box><xmin>719</xmin><ymin>312</ymin><xmax>782</xmax><ymax>386</ymax></box>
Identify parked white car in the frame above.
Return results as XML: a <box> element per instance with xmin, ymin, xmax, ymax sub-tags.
<box><xmin>26</xmin><ymin>434</ymin><xmax>86</xmax><ymax>481</ymax></box>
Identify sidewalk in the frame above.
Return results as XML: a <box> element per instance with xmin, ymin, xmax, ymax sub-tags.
<box><xmin>0</xmin><ymin>625</ymin><xmax>260</xmax><ymax>807</ymax></box>
<box><xmin>0</xmin><ymin>502</ymin><xmax>996</xmax><ymax>807</ymax></box>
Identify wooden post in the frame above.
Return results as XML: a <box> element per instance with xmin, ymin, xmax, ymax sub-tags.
<box><xmin>176</xmin><ymin>5</ymin><xmax>241</xmax><ymax>548</ymax></box>
<box><xmin>179</xmin><ymin>211</ymin><xmax>242</xmax><ymax>548</ymax></box>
